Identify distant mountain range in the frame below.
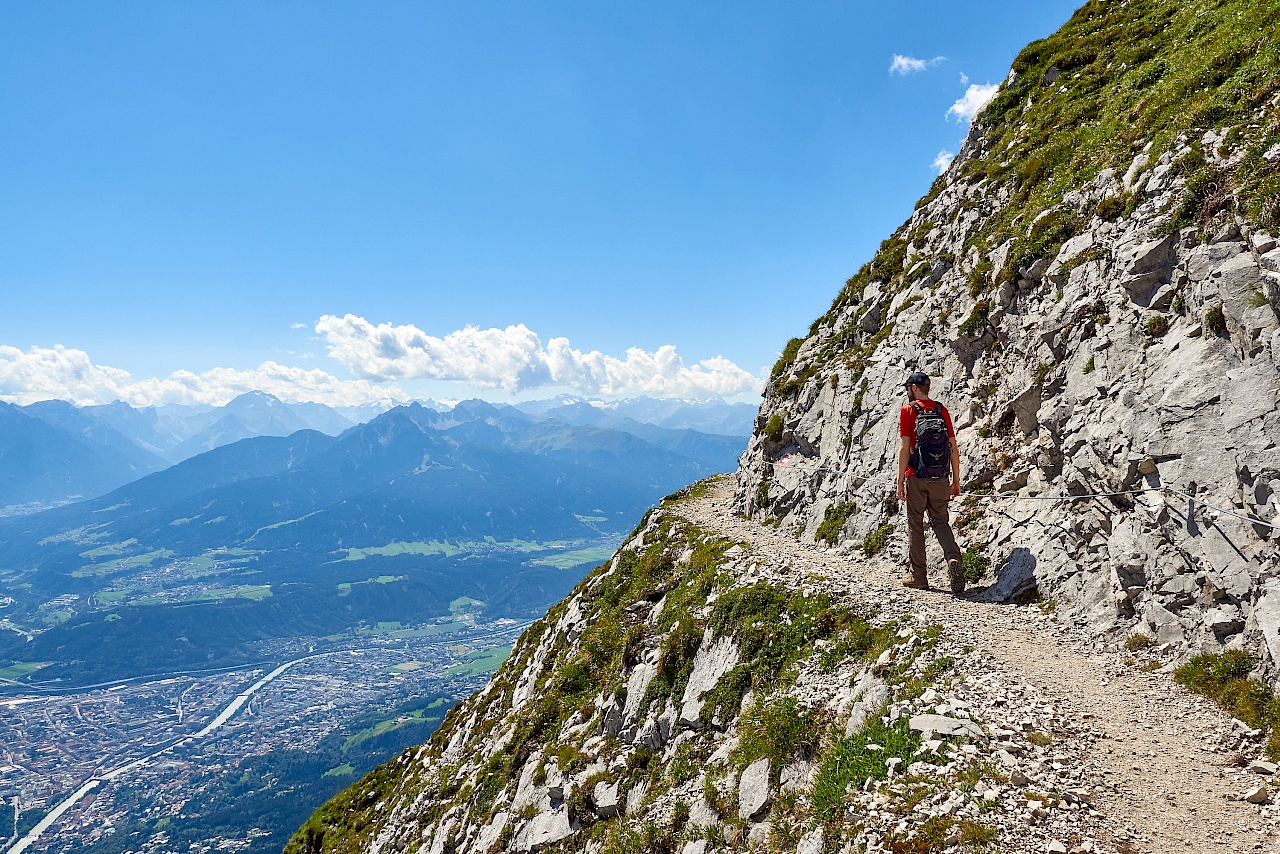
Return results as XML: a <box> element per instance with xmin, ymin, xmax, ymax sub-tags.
<box><xmin>0</xmin><ymin>393</ymin><xmax>756</xmax><ymax>512</ymax></box>
<box><xmin>0</xmin><ymin>399</ymin><xmax>751</xmax><ymax>686</ymax></box>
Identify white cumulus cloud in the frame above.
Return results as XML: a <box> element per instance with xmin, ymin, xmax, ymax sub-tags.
<box><xmin>931</xmin><ymin>150</ymin><xmax>956</xmax><ymax>174</ymax></box>
<box><xmin>890</xmin><ymin>54</ymin><xmax>926</xmax><ymax>75</ymax></box>
<box><xmin>315</xmin><ymin>314</ymin><xmax>763</xmax><ymax>399</ymax></box>
<box><xmin>0</xmin><ymin>344</ymin><xmax>403</xmax><ymax>408</ymax></box>
<box><xmin>946</xmin><ymin>82</ymin><xmax>1000</xmax><ymax>123</ymax></box>
<box><xmin>889</xmin><ymin>54</ymin><xmax>945</xmax><ymax>76</ymax></box>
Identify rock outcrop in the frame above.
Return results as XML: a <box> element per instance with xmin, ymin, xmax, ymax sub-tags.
<box><xmin>735</xmin><ymin>2</ymin><xmax>1280</xmax><ymax>667</ymax></box>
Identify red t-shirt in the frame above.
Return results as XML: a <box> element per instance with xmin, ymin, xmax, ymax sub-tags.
<box><xmin>899</xmin><ymin>399</ymin><xmax>955</xmax><ymax>478</ymax></box>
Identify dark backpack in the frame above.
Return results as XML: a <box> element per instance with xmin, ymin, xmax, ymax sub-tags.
<box><xmin>909</xmin><ymin>401</ymin><xmax>951</xmax><ymax>479</ymax></box>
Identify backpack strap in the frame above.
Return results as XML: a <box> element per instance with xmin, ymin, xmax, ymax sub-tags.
<box><xmin>910</xmin><ymin>401</ymin><xmax>924</xmax><ymax>416</ymax></box>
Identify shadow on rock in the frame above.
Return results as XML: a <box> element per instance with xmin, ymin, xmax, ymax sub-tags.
<box><xmin>969</xmin><ymin>547</ymin><xmax>1039</xmax><ymax>604</ymax></box>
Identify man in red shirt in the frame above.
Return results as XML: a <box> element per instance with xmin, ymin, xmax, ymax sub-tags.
<box><xmin>895</xmin><ymin>371</ymin><xmax>964</xmax><ymax>593</ymax></box>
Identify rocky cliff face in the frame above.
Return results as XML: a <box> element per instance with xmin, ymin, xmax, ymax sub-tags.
<box><xmin>288</xmin><ymin>3</ymin><xmax>1280</xmax><ymax>852</ymax></box>
<box><xmin>287</xmin><ymin>486</ymin><xmax>1146</xmax><ymax>854</ymax></box>
<box><xmin>737</xmin><ymin>0</ymin><xmax>1280</xmax><ymax>667</ymax></box>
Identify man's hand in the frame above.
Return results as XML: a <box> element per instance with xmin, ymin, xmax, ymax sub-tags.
<box><xmin>949</xmin><ymin>479</ymin><xmax>961</xmax><ymax>499</ymax></box>
<box><xmin>897</xmin><ymin>477</ymin><xmax>906</xmax><ymax>502</ymax></box>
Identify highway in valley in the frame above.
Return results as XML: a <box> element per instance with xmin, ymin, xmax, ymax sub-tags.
<box><xmin>4</xmin><ymin>621</ymin><xmax>527</xmax><ymax>854</ymax></box>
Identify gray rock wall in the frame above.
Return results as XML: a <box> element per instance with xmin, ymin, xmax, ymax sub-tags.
<box><xmin>737</xmin><ymin>126</ymin><xmax>1280</xmax><ymax>667</ymax></box>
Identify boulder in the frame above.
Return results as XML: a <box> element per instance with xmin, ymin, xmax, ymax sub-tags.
<box><xmin>797</xmin><ymin>827</ymin><xmax>825</xmax><ymax>854</ymax></box>
<box><xmin>1115</xmin><ymin>233</ymin><xmax>1176</xmax><ymax>301</ymax></box>
<box><xmin>622</xmin><ymin>662</ymin><xmax>658</xmax><ymax>721</ymax></box>
<box><xmin>475</xmin><ymin>813</ymin><xmax>508</xmax><ymax>853</ymax></box>
<box><xmin>590</xmin><ymin>780</ymin><xmax>621</xmax><ymax>818</ymax></box>
<box><xmin>514</xmin><ymin>808</ymin><xmax>574</xmax><ymax>853</ymax></box>
<box><xmin>908</xmin><ymin>714</ymin><xmax>986</xmax><ymax>739</ymax></box>
<box><xmin>679</xmin><ymin>633</ymin><xmax>740</xmax><ymax>726</ymax></box>
<box><xmin>845</xmin><ymin>671</ymin><xmax>890</xmax><ymax>736</ymax></box>
<box><xmin>737</xmin><ymin>757</ymin><xmax>773</xmax><ymax>820</ymax></box>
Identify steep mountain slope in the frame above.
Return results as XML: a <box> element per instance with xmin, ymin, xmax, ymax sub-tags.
<box><xmin>0</xmin><ymin>401</ymin><xmax>166</xmax><ymax>510</ymax></box>
<box><xmin>288</xmin><ymin>2</ymin><xmax>1280</xmax><ymax>853</ymax></box>
<box><xmin>520</xmin><ymin>402</ymin><xmax>747</xmax><ymax>472</ymax></box>
<box><xmin>737</xmin><ymin>0</ymin><xmax>1280</xmax><ymax>663</ymax></box>
<box><xmin>0</xmin><ymin>404</ymin><xmax>726</xmax><ymax>684</ymax></box>
<box><xmin>517</xmin><ymin>397</ymin><xmax>758</xmax><ymax>438</ymax></box>
<box><xmin>290</xmin><ymin>481</ymin><xmax>1278</xmax><ymax>854</ymax></box>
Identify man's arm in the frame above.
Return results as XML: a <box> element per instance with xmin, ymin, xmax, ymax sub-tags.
<box><xmin>896</xmin><ymin>436</ymin><xmax>911</xmax><ymax>501</ymax></box>
<box><xmin>949</xmin><ymin>437</ymin><xmax>962</xmax><ymax>498</ymax></box>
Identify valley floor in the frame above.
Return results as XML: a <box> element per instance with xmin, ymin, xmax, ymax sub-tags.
<box><xmin>685</xmin><ymin>475</ymin><xmax>1279</xmax><ymax>854</ymax></box>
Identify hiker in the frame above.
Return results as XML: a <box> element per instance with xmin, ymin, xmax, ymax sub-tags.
<box><xmin>895</xmin><ymin>371</ymin><xmax>964</xmax><ymax>593</ymax></box>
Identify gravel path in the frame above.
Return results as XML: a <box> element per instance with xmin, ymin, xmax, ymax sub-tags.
<box><xmin>682</xmin><ymin>476</ymin><xmax>1280</xmax><ymax>854</ymax></box>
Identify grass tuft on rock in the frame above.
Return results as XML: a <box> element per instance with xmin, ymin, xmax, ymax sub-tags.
<box><xmin>811</xmin><ymin>716</ymin><xmax>921</xmax><ymax>820</ymax></box>
<box><xmin>735</xmin><ymin>694</ymin><xmax>820</xmax><ymax>769</ymax></box>
<box><xmin>1175</xmin><ymin>650</ymin><xmax>1280</xmax><ymax>759</ymax></box>
<box><xmin>863</xmin><ymin>523</ymin><xmax>895</xmax><ymax>557</ymax></box>
<box><xmin>816</xmin><ymin>502</ymin><xmax>857</xmax><ymax>545</ymax></box>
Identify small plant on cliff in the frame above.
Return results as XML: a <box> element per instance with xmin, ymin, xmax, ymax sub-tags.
<box><xmin>764</xmin><ymin>413</ymin><xmax>785</xmax><ymax>443</ymax></box>
<box><xmin>1082</xmin><ymin>355</ymin><xmax>1095</xmax><ymax>374</ymax></box>
<box><xmin>1095</xmin><ymin>193</ymin><xmax>1128</xmax><ymax>221</ymax></box>
<box><xmin>770</xmin><ymin>337</ymin><xmax>804</xmax><ymax>381</ymax></box>
<box><xmin>754</xmin><ymin>478</ymin><xmax>771</xmax><ymax>511</ymax></box>
<box><xmin>816</xmin><ymin>502</ymin><xmax>857</xmax><ymax>545</ymax></box>
<box><xmin>1175</xmin><ymin>650</ymin><xmax>1280</xmax><ymax>760</ymax></box>
<box><xmin>1125</xmin><ymin>633</ymin><xmax>1154</xmax><ymax>651</ymax></box>
<box><xmin>811</xmin><ymin>716</ymin><xmax>921</xmax><ymax>820</ymax></box>
<box><xmin>1145</xmin><ymin>315</ymin><xmax>1169</xmax><ymax>337</ymax></box>
<box><xmin>960</xmin><ymin>546</ymin><xmax>990</xmax><ymax>584</ymax></box>
<box><xmin>957</xmin><ymin>300</ymin><xmax>992</xmax><ymax>338</ymax></box>
<box><xmin>1033</xmin><ymin>361</ymin><xmax>1053</xmax><ymax>386</ymax></box>
<box><xmin>735</xmin><ymin>694</ymin><xmax>820</xmax><ymax>769</ymax></box>
<box><xmin>862</xmin><ymin>522</ymin><xmax>895</xmax><ymax>557</ymax></box>
<box><xmin>1206</xmin><ymin>304</ymin><xmax>1227</xmax><ymax>335</ymax></box>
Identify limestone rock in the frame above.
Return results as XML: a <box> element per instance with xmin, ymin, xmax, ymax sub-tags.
<box><xmin>1243</xmin><ymin>784</ymin><xmax>1270</xmax><ymax>804</ymax></box>
<box><xmin>737</xmin><ymin>757</ymin><xmax>773</xmax><ymax>821</ymax></box>
<box><xmin>908</xmin><ymin>714</ymin><xmax>985</xmax><ymax>739</ymax></box>
<box><xmin>797</xmin><ymin>827</ymin><xmax>825</xmax><ymax>854</ymax></box>
<box><xmin>474</xmin><ymin>813</ymin><xmax>508</xmax><ymax>853</ymax></box>
<box><xmin>679</xmin><ymin>633</ymin><xmax>740</xmax><ymax>726</ymax></box>
<box><xmin>514</xmin><ymin>808</ymin><xmax>574</xmax><ymax>852</ymax></box>
<box><xmin>590</xmin><ymin>780</ymin><xmax>621</xmax><ymax>818</ymax></box>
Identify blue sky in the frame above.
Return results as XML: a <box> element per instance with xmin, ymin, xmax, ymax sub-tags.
<box><xmin>0</xmin><ymin>1</ymin><xmax>1081</xmax><ymax>407</ymax></box>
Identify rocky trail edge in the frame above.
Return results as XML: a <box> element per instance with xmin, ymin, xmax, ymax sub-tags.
<box><xmin>685</xmin><ymin>475</ymin><xmax>1280</xmax><ymax>854</ymax></box>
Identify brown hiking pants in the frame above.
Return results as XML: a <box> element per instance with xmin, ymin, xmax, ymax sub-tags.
<box><xmin>905</xmin><ymin>476</ymin><xmax>961</xmax><ymax>584</ymax></box>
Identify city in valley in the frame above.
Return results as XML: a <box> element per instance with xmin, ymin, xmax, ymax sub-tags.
<box><xmin>2</xmin><ymin>613</ymin><xmax>524</xmax><ymax>853</ymax></box>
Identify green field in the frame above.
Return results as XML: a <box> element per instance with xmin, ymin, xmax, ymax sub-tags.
<box><xmin>324</xmin><ymin>620</ymin><xmax>465</xmax><ymax>642</ymax></box>
<box><xmin>79</xmin><ymin>539</ymin><xmax>139</xmax><ymax>559</ymax></box>
<box><xmin>443</xmin><ymin>645</ymin><xmax>511</xmax><ymax>678</ymax></box>
<box><xmin>343</xmin><ymin>705</ymin><xmax>442</xmax><ymax>750</ymax></box>
<box><xmin>344</xmin><ymin>541</ymin><xmax>461</xmax><ymax>560</ymax></box>
<box><xmin>337</xmin><ymin>575</ymin><xmax>404</xmax><ymax>591</ymax></box>
<box><xmin>531</xmin><ymin>545</ymin><xmax>616</xmax><ymax>569</ymax></box>
<box><xmin>343</xmin><ymin>537</ymin><xmax>586</xmax><ymax>561</ymax></box>
<box><xmin>448</xmin><ymin>596</ymin><xmax>484</xmax><ymax>614</ymax></box>
<box><xmin>187</xmin><ymin>585</ymin><xmax>273</xmax><ymax>603</ymax></box>
<box><xmin>0</xmin><ymin>661</ymin><xmax>51</xmax><ymax>680</ymax></box>
<box><xmin>322</xmin><ymin>763</ymin><xmax>355</xmax><ymax>778</ymax></box>
<box><xmin>388</xmin><ymin>661</ymin><xmax>424</xmax><ymax>673</ymax></box>
<box><xmin>72</xmin><ymin>549</ymin><xmax>175</xmax><ymax>577</ymax></box>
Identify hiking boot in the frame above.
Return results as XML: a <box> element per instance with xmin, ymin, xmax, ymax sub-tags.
<box><xmin>901</xmin><ymin>573</ymin><xmax>929</xmax><ymax>591</ymax></box>
<box><xmin>947</xmin><ymin>558</ymin><xmax>965</xmax><ymax>595</ymax></box>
